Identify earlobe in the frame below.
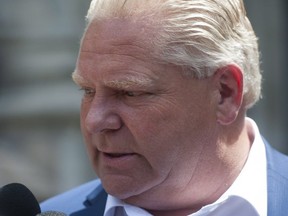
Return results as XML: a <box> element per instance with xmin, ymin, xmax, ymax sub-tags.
<box><xmin>215</xmin><ymin>65</ymin><xmax>243</xmax><ymax>125</ymax></box>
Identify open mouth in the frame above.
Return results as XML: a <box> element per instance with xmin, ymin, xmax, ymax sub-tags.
<box><xmin>104</xmin><ymin>153</ymin><xmax>135</xmax><ymax>158</ymax></box>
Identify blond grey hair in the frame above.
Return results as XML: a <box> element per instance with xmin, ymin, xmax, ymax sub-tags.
<box><xmin>85</xmin><ymin>0</ymin><xmax>261</xmax><ymax>108</ymax></box>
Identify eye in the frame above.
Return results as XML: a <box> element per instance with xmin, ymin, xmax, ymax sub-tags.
<box><xmin>80</xmin><ymin>87</ymin><xmax>95</xmax><ymax>97</ymax></box>
<box><xmin>124</xmin><ymin>91</ymin><xmax>137</xmax><ymax>97</ymax></box>
<box><xmin>122</xmin><ymin>90</ymin><xmax>147</xmax><ymax>97</ymax></box>
<box><xmin>121</xmin><ymin>90</ymin><xmax>153</xmax><ymax>98</ymax></box>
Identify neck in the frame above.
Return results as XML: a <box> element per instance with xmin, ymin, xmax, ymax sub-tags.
<box><xmin>148</xmin><ymin>118</ymin><xmax>254</xmax><ymax>216</ymax></box>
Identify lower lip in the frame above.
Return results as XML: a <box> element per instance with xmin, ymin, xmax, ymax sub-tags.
<box><xmin>100</xmin><ymin>152</ymin><xmax>139</xmax><ymax>169</ymax></box>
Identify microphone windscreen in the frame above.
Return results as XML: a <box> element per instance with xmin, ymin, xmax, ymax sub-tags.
<box><xmin>0</xmin><ymin>183</ymin><xmax>41</xmax><ymax>216</ymax></box>
<box><xmin>36</xmin><ymin>211</ymin><xmax>67</xmax><ymax>216</ymax></box>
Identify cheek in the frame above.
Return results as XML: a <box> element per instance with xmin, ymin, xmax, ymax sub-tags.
<box><xmin>79</xmin><ymin>99</ymin><xmax>96</xmax><ymax>135</ymax></box>
<box><xmin>128</xmin><ymin>96</ymin><xmax>214</xmax><ymax>160</ymax></box>
<box><xmin>80</xmin><ymin>99</ymin><xmax>88</xmax><ymax>124</ymax></box>
<box><xmin>125</xmin><ymin>106</ymin><xmax>183</xmax><ymax>168</ymax></box>
<box><xmin>79</xmin><ymin>102</ymin><xmax>95</xmax><ymax>156</ymax></box>
<box><xmin>80</xmin><ymin>105</ymin><xmax>88</xmax><ymax>139</ymax></box>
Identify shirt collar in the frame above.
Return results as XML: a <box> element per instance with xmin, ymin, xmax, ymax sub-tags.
<box><xmin>104</xmin><ymin>117</ymin><xmax>267</xmax><ymax>216</ymax></box>
<box><xmin>104</xmin><ymin>196</ymin><xmax>152</xmax><ymax>216</ymax></box>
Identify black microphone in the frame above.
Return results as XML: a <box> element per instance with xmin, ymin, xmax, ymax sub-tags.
<box><xmin>0</xmin><ymin>183</ymin><xmax>41</xmax><ymax>216</ymax></box>
<box><xmin>0</xmin><ymin>183</ymin><xmax>66</xmax><ymax>216</ymax></box>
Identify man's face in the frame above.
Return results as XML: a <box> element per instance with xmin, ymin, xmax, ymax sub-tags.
<box><xmin>74</xmin><ymin>19</ymin><xmax>219</xmax><ymax>206</ymax></box>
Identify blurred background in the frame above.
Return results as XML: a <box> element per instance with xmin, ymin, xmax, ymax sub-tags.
<box><xmin>0</xmin><ymin>0</ymin><xmax>287</xmax><ymax>202</ymax></box>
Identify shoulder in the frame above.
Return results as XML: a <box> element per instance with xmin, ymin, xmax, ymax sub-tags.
<box><xmin>265</xmin><ymin>140</ymin><xmax>288</xmax><ymax>180</ymax></box>
<box><xmin>40</xmin><ymin>179</ymin><xmax>102</xmax><ymax>214</ymax></box>
<box><xmin>264</xmin><ymin>139</ymin><xmax>288</xmax><ymax>215</ymax></box>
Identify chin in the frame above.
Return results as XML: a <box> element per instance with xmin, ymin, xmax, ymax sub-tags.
<box><xmin>100</xmin><ymin>175</ymin><xmax>142</xmax><ymax>199</ymax></box>
<box><xmin>104</xmin><ymin>185</ymin><xmax>138</xmax><ymax>200</ymax></box>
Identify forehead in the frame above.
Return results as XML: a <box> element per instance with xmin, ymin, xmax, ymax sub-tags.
<box><xmin>82</xmin><ymin>18</ymin><xmax>156</xmax><ymax>53</ymax></box>
<box><xmin>76</xmin><ymin>19</ymin><xmax>166</xmax><ymax>82</ymax></box>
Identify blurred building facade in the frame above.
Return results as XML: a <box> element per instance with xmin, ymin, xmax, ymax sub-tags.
<box><xmin>0</xmin><ymin>0</ymin><xmax>287</xmax><ymax>201</ymax></box>
<box><xmin>0</xmin><ymin>0</ymin><xmax>94</xmax><ymax>201</ymax></box>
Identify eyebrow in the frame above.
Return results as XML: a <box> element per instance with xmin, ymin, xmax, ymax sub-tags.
<box><xmin>104</xmin><ymin>76</ymin><xmax>154</xmax><ymax>89</ymax></box>
<box><xmin>72</xmin><ymin>71</ymin><xmax>155</xmax><ymax>89</ymax></box>
<box><xmin>72</xmin><ymin>71</ymin><xmax>92</xmax><ymax>86</ymax></box>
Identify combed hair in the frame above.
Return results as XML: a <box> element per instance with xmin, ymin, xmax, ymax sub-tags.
<box><xmin>86</xmin><ymin>0</ymin><xmax>262</xmax><ymax>108</ymax></box>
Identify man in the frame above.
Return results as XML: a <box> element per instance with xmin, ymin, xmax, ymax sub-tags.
<box><xmin>41</xmin><ymin>0</ymin><xmax>288</xmax><ymax>215</ymax></box>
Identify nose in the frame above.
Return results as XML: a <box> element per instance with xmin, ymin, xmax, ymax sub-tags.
<box><xmin>83</xmin><ymin>97</ymin><xmax>123</xmax><ymax>134</ymax></box>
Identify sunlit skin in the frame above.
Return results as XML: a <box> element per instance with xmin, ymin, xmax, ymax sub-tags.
<box><xmin>73</xmin><ymin>18</ymin><xmax>252</xmax><ymax>216</ymax></box>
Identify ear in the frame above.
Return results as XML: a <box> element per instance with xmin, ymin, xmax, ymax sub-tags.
<box><xmin>214</xmin><ymin>65</ymin><xmax>243</xmax><ymax>125</ymax></box>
